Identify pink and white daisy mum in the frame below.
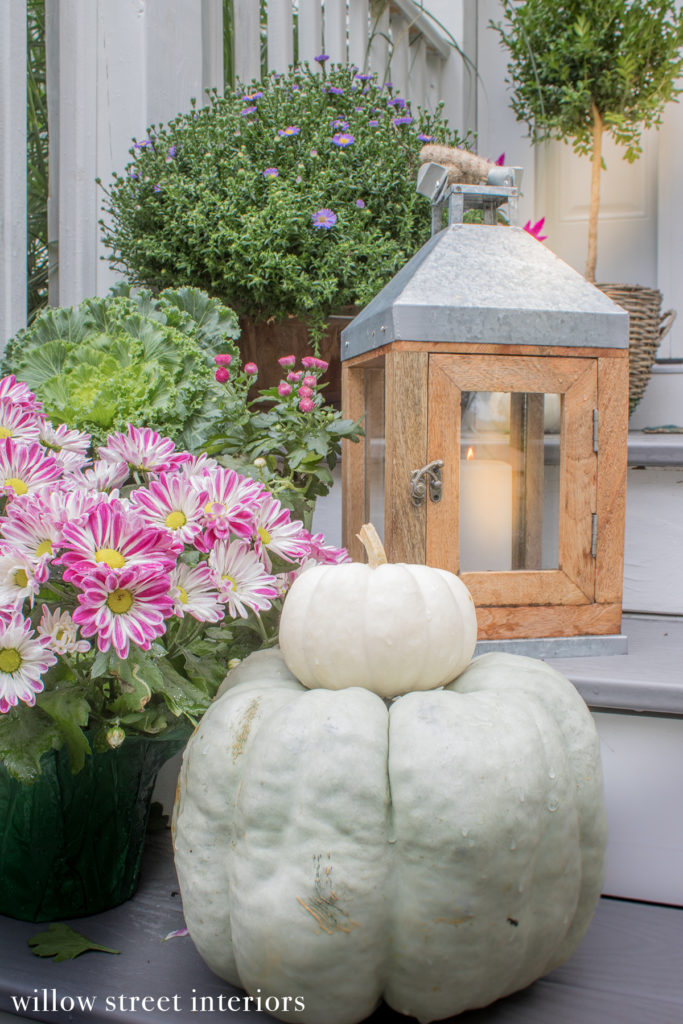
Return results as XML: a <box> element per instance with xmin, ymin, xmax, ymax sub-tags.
<box><xmin>52</xmin><ymin>448</ymin><xmax>91</xmax><ymax>474</ymax></box>
<box><xmin>0</xmin><ymin>545</ymin><xmax>50</xmax><ymax>609</ymax></box>
<box><xmin>170</xmin><ymin>562</ymin><xmax>223</xmax><ymax>622</ymax></box>
<box><xmin>37</xmin><ymin>606</ymin><xmax>90</xmax><ymax>656</ymax></box>
<box><xmin>179</xmin><ymin>453</ymin><xmax>219</xmax><ymax>479</ymax></box>
<box><xmin>251</xmin><ymin>495</ymin><xmax>309</xmax><ymax>569</ymax></box>
<box><xmin>31</xmin><ymin>486</ymin><xmax>113</xmax><ymax>531</ymax></box>
<box><xmin>68</xmin><ymin>459</ymin><xmax>130</xmax><ymax>493</ymax></box>
<box><xmin>193</xmin><ymin>468</ymin><xmax>264</xmax><ymax>549</ymax></box>
<box><xmin>0</xmin><ymin>496</ymin><xmax>61</xmax><ymax>562</ymax></box>
<box><xmin>209</xmin><ymin>540</ymin><xmax>278</xmax><ymax>619</ymax></box>
<box><xmin>306</xmin><ymin>531</ymin><xmax>350</xmax><ymax>565</ymax></box>
<box><xmin>72</xmin><ymin>563</ymin><xmax>175</xmax><ymax>660</ymax></box>
<box><xmin>59</xmin><ymin>499</ymin><xmax>178</xmax><ymax>581</ymax></box>
<box><xmin>0</xmin><ymin>438</ymin><xmax>62</xmax><ymax>500</ymax></box>
<box><xmin>0</xmin><ymin>375</ymin><xmax>42</xmax><ymax>413</ymax></box>
<box><xmin>38</xmin><ymin>420</ymin><xmax>91</xmax><ymax>456</ymax></box>
<box><xmin>98</xmin><ymin>425</ymin><xmax>191</xmax><ymax>475</ymax></box>
<box><xmin>0</xmin><ymin>611</ymin><xmax>56</xmax><ymax>713</ymax></box>
<box><xmin>129</xmin><ymin>472</ymin><xmax>208</xmax><ymax>547</ymax></box>
<box><xmin>0</xmin><ymin>400</ymin><xmax>42</xmax><ymax>443</ymax></box>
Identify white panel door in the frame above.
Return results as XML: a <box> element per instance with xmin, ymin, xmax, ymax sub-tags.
<box><xmin>535</xmin><ymin>131</ymin><xmax>659</xmax><ymax>288</ymax></box>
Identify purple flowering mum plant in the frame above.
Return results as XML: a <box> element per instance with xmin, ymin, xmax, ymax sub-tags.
<box><xmin>101</xmin><ymin>62</ymin><xmax>469</xmax><ymax>343</ymax></box>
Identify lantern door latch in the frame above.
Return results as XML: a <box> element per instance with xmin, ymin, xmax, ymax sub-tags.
<box><xmin>410</xmin><ymin>460</ymin><xmax>443</xmax><ymax>506</ymax></box>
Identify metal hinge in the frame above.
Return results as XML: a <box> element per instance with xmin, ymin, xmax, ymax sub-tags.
<box><xmin>593</xmin><ymin>409</ymin><xmax>599</xmax><ymax>453</ymax></box>
<box><xmin>591</xmin><ymin>513</ymin><xmax>598</xmax><ymax>558</ymax></box>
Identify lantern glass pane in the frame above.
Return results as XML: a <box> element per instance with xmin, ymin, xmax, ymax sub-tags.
<box><xmin>364</xmin><ymin>364</ymin><xmax>385</xmax><ymax>541</ymax></box>
<box><xmin>459</xmin><ymin>391</ymin><xmax>561</xmax><ymax>572</ymax></box>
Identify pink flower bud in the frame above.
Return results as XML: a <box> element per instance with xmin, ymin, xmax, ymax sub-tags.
<box><xmin>244</xmin><ymin>362</ymin><xmax>258</xmax><ymax>375</ymax></box>
<box><xmin>214</xmin><ymin>353</ymin><xmax>233</xmax><ymax>365</ymax></box>
<box><xmin>298</xmin><ymin>397</ymin><xmax>315</xmax><ymax>412</ymax></box>
<box><xmin>298</xmin><ymin>385</ymin><xmax>314</xmax><ymax>399</ymax></box>
<box><xmin>215</xmin><ymin>367</ymin><xmax>231</xmax><ymax>383</ymax></box>
<box><xmin>302</xmin><ymin>375</ymin><xmax>317</xmax><ymax>387</ymax></box>
<box><xmin>287</xmin><ymin>371</ymin><xmax>303</xmax><ymax>382</ymax></box>
<box><xmin>312</xmin><ymin>358</ymin><xmax>329</xmax><ymax>371</ymax></box>
<box><xmin>278</xmin><ymin>354</ymin><xmax>296</xmax><ymax>367</ymax></box>
<box><xmin>278</xmin><ymin>381</ymin><xmax>293</xmax><ymax>396</ymax></box>
<box><xmin>301</xmin><ymin>356</ymin><xmax>316</xmax><ymax>369</ymax></box>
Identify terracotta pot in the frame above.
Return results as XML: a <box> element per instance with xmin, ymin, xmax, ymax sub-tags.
<box><xmin>238</xmin><ymin>309</ymin><xmax>358</xmax><ymax>409</ymax></box>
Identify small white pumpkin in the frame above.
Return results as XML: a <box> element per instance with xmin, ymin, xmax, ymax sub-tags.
<box><xmin>173</xmin><ymin>647</ymin><xmax>607</xmax><ymax>1024</ymax></box>
<box><xmin>278</xmin><ymin>524</ymin><xmax>478</xmax><ymax>697</ymax></box>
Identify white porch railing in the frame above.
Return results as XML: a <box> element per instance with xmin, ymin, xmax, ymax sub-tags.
<box><xmin>0</xmin><ymin>0</ymin><xmax>464</xmax><ymax>352</ymax></box>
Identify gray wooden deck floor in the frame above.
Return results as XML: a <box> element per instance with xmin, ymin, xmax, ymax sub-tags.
<box><xmin>1</xmin><ymin>831</ymin><xmax>681</xmax><ymax>1024</ymax></box>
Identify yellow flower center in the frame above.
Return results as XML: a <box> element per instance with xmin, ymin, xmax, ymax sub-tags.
<box><xmin>13</xmin><ymin>569</ymin><xmax>28</xmax><ymax>588</ymax></box>
<box><xmin>0</xmin><ymin>648</ymin><xmax>21</xmax><ymax>674</ymax></box>
<box><xmin>204</xmin><ymin>500</ymin><xmax>226</xmax><ymax>518</ymax></box>
<box><xmin>177</xmin><ymin>585</ymin><xmax>189</xmax><ymax>604</ymax></box>
<box><xmin>221</xmin><ymin>574</ymin><xmax>236</xmax><ymax>591</ymax></box>
<box><xmin>4</xmin><ymin>477</ymin><xmax>28</xmax><ymax>496</ymax></box>
<box><xmin>95</xmin><ymin>548</ymin><xmax>126</xmax><ymax>569</ymax></box>
<box><xmin>257</xmin><ymin>526</ymin><xmax>271</xmax><ymax>546</ymax></box>
<box><xmin>0</xmin><ymin>427</ymin><xmax>12</xmax><ymax>439</ymax></box>
<box><xmin>106</xmin><ymin>588</ymin><xmax>134</xmax><ymax>614</ymax></box>
<box><xmin>36</xmin><ymin>539</ymin><xmax>53</xmax><ymax>558</ymax></box>
<box><xmin>165</xmin><ymin>510</ymin><xmax>187</xmax><ymax>530</ymax></box>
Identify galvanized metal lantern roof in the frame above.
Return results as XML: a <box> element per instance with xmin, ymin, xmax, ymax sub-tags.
<box><xmin>341</xmin><ymin>223</ymin><xmax>629</xmax><ymax>360</ymax></box>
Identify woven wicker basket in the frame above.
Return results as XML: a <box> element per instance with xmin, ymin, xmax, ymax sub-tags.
<box><xmin>597</xmin><ymin>283</ymin><xmax>676</xmax><ymax>414</ymax></box>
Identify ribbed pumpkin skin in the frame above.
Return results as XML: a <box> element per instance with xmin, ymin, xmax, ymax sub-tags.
<box><xmin>278</xmin><ymin>562</ymin><xmax>478</xmax><ymax>697</ymax></box>
<box><xmin>173</xmin><ymin>648</ymin><xmax>607</xmax><ymax>1024</ymax></box>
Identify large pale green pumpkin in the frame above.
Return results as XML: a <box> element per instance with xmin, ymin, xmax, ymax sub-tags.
<box><xmin>173</xmin><ymin>647</ymin><xmax>607</xmax><ymax>1024</ymax></box>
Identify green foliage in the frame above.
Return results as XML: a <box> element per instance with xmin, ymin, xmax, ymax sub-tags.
<box><xmin>100</xmin><ymin>62</ymin><xmax>467</xmax><ymax>338</ymax></box>
<box><xmin>206</xmin><ymin>361</ymin><xmax>363</xmax><ymax>507</ymax></box>
<box><xmin>492</xmin><ymin>0</ymin><xmax>683</xmax><ymax>161</ymax></box>
<box><xmin>1</xmin><ymin>287</ymin><xmax>240</xmax><ymax>449</ymax></box>
<box><xmin>28</xmin><ymin>923</ymin><xmax>119</xmax><ymax>962</ymax></box>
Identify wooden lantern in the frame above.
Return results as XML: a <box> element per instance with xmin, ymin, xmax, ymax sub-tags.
<box><xmin>341</xmin><ymin>214</ymin><xmax>629</xmax><ymax>655</ymax></box>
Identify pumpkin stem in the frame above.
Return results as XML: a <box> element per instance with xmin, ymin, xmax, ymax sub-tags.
<box><xmin>357</xmin><ymin>523</ymin><xmax>388</xmax><ymax>568</ymax></box>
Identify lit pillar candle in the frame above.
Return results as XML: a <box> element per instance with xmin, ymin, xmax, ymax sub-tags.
<box><xmin>459</xmin><ymin>448</ymin><xmax>513</xmax><ymax>572</ymax></box>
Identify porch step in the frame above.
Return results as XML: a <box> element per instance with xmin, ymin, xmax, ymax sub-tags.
<box><xmin>1</xmin><ymin>832</ymin><xmax>681</xmax><ymax>1024</ymax></box>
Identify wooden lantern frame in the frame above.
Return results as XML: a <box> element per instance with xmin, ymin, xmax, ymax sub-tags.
<box><xmin>342</xmin><ymin>339</ymin><xmax>628</xmax><ymax>642</ymax></box>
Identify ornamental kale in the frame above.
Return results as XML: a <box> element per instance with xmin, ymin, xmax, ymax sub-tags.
<box><xmin>100</xmin><ymin>63</ymin><xmax>468</xmax><ymax>340</ymax></box>
<box><xmin>1</xmin><ymin>287</ymin><xmax>240</xmax><ymax>450</ymax></box>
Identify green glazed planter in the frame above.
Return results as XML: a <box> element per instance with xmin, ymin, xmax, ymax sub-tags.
<box><xmin>0</xmin><ymin>726</ymin><xmax>190</xmax><ymax>922</ymax></box>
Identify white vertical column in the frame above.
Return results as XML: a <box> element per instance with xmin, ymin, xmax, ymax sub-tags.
<box><xmin>50</xmin><ymin>0</ymin><xmax>207</xmax><ymax>304</ymax></box>
<box><xmin>422</xmin><ymin>0</ymin><xmax>476</xmax><ymax>140</ymax></box>
<box><xmin>267</xmin><ymin>0</ymin><xmax>294</xmax><ymax>72</ymax></box>
<box><xmin>409</xmin><ymin>36</ymin><xmax>428</xmax><ymax>111</ymax></box>
<box><xmin>234</xmin><ymin>0</ymin><xmax>262</xmax><ymax>84</ymax></box>
<box><xmin>298</xmin><ymin>0</ymin><xmax>324</xmax><ymax>66</ymax></box>
<box><xmin>369</xmin><ymin>2</ymin><xmax>390</xmax><ymax>83</ymax></box>
<box><xmin>473</xmin><ymin>0</ymin><xmax>535</xmax><ymax>226</ymax></box>
<box><xmin>55</xmin><ymin>0</ymin><xmax>98</xmax><ymax>308</ymax></box>
<box><xmin>348</xmin><ymin>0</ymin><xmax>370</xmax><ymax>72</ymax></box>
<box><xmin>324</xmin><ymin>0</ymin><xmax>347</xmax><ymax>64</ymax></box>
<box><xmin>144</xmin><ymin>0</ymin><xmax>204</xmax><ymax>125</ymax></box>
<box><xmin>389</xmin><ymin>11</ymin><xmax>410</xmax><ymax>100</ymax></box>
<box><xmin>0</xmin><ymin>0</ymin><xmax>28</xmax><ymax>346</ymax></box>
<box><xmin>45</xmin><ymin>0</ymin><xmax>60</xmax><ymax>306</ymax></box>
<box><xmin>202</xmin><ymin>0</ymin><xmax>225</xmax><ymax>98</ymax></box>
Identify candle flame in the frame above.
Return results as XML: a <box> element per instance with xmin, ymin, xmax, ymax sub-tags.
<box><xmin>466</xmin><ymin>446</ymin><xmax>475</xmax><ymax>461</ymax></box>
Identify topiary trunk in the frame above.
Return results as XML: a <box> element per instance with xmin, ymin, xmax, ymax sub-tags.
<box><xmin>585</xmin><ymin>103</ymin><xmax>603</xmax><ymax>284</ymax></box>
